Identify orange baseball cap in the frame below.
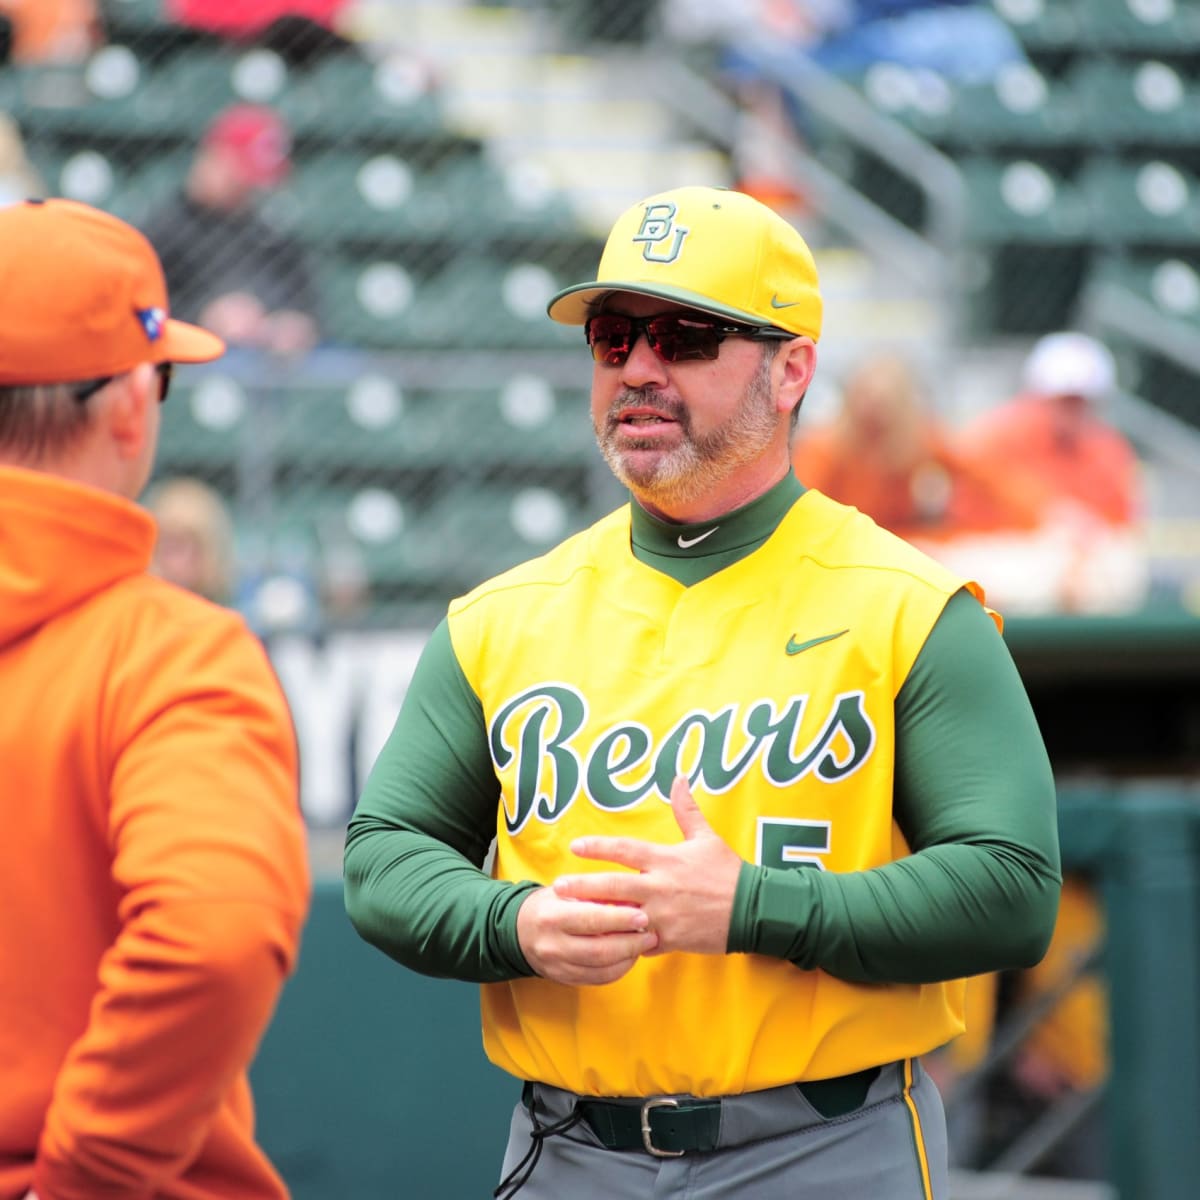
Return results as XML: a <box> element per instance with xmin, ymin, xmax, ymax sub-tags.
<box><xmin>0</xmin><ymin>198</ymin><xmax>225</xmax><ymax>386</ymax></box>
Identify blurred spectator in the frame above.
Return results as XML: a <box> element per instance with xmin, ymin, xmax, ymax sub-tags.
<box><xmin>807</xmin><ymin>0</ymin><xmax>1028</xmax><ymax>85</ymax></box>
<box><xmin>0</xmin><ymin>114</ymin><xmax>44</xmax><ymax>207</ymax></box>
<box><xmin>145</xmin><ymin>476</ymin><xmax>333</xmax><ymax>635</ymax></box>
<box><xmin>929</xmin><ymin>879</ymin><xmax>1109</xmax><ymax>1180</ymax></box>
<box><xmin>967</xmin><ymin>333</ymin><xmax>1138</xmax><ymax>526</ymax></box>
<box><xmin>1003</xmin><ymin>875</ymin><xmax>1109</xmax><ymax>1181</ymax></box>
<box><xmin>145</xmin><ymin>476</ymin><xmax>237</xmax><ymax>606</ymax></box>
<box><xmin>166</xmin><ymin>0</ymin><xmax>349</xmax><ymax>39</ymax></box>
<box><xmin>167</xmin><ymin>0</ymin><xmax>363</xmax><ymax>69</ymax></box>
<box><xmin>0</xmin><ymin>0</ymin><xmax>100</xmax><ymax>64</ymax></box>
<box><xmin>793</xmin><ymin>351</ymin><xmax>1043</xmax><ymax>547</ymax></box>
<box><xmin>317</xmin><ymin>536</ymin><xmax>372</xmax><ymax>626</ymax></box>
<box><xmin>140</xmin><ymin>103</ymin><xmax>321</xmax><ymax>359</ymax></box>
<box><xmin>962</xmin><ymin>332</ymin><xmax>1150</xmax><ymax>614</ymax></box>
<box><xmin>923</xmin><ymin>972</ymin><xmax>999</xmax><ymax>1167</ymax></box>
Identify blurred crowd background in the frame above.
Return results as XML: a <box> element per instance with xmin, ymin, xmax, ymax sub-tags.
<box><xmin>3</xmin><ymin>0</ymin><xmax>1198</xmax><ymax>640</ymax></box>
<box><xmin>4</xmin><ymin>2</ymin><xmax>1199</xmax><ymax>1197</ymax></box>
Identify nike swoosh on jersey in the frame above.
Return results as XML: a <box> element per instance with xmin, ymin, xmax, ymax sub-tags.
<box><xmin>786</xmin><ymin>630</ymin><xmax>849</xmax><ymax>655</ymax></box>
<box><xmin>677</xmin><ymin>527</ymin><xmax>719</xmax><ymax>549</ymax></box>
<box><xmin>770</xmin><ymin>295</ymin><xmax>800</xmax><ymax>309</ymax></box>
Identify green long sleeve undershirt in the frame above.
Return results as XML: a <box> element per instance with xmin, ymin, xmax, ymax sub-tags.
<box><xmin>344</xmin><ymin>484</ymin><xmax>1061</xmax><ymax>987</ymax></box>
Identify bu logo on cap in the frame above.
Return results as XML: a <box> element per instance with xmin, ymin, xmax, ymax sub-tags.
<box><xmin>633</xmin><ymin>202</ymin><xmax>689</xmax><ymax>263</ymax></box>
<box><xmin>137</xmin><ymin>306</ymin><xmax>166</xmax><ymax>342</ymax></box>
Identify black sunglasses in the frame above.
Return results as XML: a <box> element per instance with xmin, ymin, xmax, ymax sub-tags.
<box><xmin>585</xmin><ymin>312</ymin><xmax>793</xmax><ymax>367</ymax></box>
<box><xmin>73</xmin><ymin>362</ymin><xmax>174</xmax><ymax>404</ymax></box>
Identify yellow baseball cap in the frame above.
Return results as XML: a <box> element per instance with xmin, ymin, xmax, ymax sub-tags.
<box><xmin>547</xmin><ymin>186</ymin><xmax>822</xmax><ymax>341</ymax></box>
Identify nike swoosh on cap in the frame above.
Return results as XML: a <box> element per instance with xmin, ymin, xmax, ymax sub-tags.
<box><xmin>770</xmin><ymin>295</ymin><xmax>799</xmax><ymax>309</ymax></box>
<box><xmin>677</xmin><ymin>527</ymin><xmax>718</xmax><ymax>549</ymax></box>
<box><xmin>786</xmin><ymin>630</ymin><xmax>849</xmax><ymax>655</ymax></box>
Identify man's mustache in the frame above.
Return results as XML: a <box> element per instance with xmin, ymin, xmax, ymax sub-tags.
<box><xmin>606</xmin><ymin>389</ymin><xmax>689</xmax><ymax>429</ymax></box>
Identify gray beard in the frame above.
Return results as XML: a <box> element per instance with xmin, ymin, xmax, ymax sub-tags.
<box><xmin>594</xmin><ymin>354</ymin><xmax>778</xmax><ymax>507</ymax></box>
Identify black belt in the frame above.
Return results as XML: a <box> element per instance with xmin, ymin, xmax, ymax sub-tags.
<box><xmin>523</xmin><ymin>1066</ymin><xmax>879</xmax><ymax>1158</ymax></box>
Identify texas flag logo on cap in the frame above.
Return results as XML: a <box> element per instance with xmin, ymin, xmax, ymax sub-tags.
<box><xmin>137</xmin><ymin>306</ymin><xmax>166</xmax><ymax>342</ymax></box>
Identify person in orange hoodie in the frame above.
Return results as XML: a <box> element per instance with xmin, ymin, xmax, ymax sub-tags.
<box><xmin>0</xmin><ymin>199</ymin><xmax>310</xmax><ymax>1200</ymax></box>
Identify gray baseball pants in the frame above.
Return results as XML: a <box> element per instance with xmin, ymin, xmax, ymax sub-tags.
<box><xmin>495</xmin><ymin>1059</ymin><xmax>948</xmax><ymax>1199</ymax></box>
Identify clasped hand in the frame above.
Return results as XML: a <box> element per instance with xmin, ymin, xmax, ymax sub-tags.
<box><xmin>515</xmin><ymin>776</ymin><xmax>743</xmax><ymax>986</ymax></box>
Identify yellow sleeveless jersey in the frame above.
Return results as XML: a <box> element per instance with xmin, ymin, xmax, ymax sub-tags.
<box><xmin>447</xmin><ymin>489</ymin><xmax>993</xmax><ymax>1097</ymax></box>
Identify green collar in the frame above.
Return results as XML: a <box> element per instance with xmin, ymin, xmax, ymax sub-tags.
<box><xmin>628</xmin><ymin>473</ymin><xmax>805</xmax><ymax>585</ymax></box>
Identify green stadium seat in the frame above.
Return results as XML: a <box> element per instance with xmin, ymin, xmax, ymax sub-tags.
<box><xmin>404</xmin><ymin>259</ymin><xmax>579</xmax><ymax>350</ymax></box>
<box><xmin>154</xmin><ymin>44</ymin><xmax>301</xmax><ymax>132</ymax></box>
<box><xmin>317</xmin><ymin>255</ymin><xmax>425</xmax><ymax>349</ymax></box>
<box><xmin>256</xmin><ymin>482</ymin><xmax>460</xmax><ymax>605</ymax></box>
<box><xmin>875</xmin><ymin>64</ymin><xmax>1082</xmax><ymax>151</ymax></box>
<box><xmin>1</xmin><ymin>54</ymin><xmax>170</xmax><ymax>139</ymax></box>
<box><xmin>100</xmin><ymin>0</ymin><xmax>172</xmax><ymax>37</ymax></box>
<box><xmin>958</xmin><ymin>157</ymin><xmax>1090</xmax><ymax>334</ymax></box>
<box><xmin>273</xmin><ymin>376</ymin><xmax>595</xmax><ymax>473</ymax></box>
<box><xmin>410</xmin><ymin>379</ymin><xmax>596</xmax><ymax>469</ymax></box>
<box><xmin>434</xmin><ymin>156</ymin><xmax>585</xmax><ymax>241</ymax></box>
<box><xmin>989</xmin><ymin>0</ymin><xmax>1082</xmax><ymax>53</ymax></box>
<box><xmin>157</xmin><ymin>372</ymin><xmax>254</xmax><ymax>471</ymax></box>
<box><xmin>35</xmin><ymin>149</ymin><xmax>190</xmax><ymax>228</ymax></box>
<box><xmin>283</xmin><ymin>147</ymin><xmax>583</xmax><ymax>251</ymax></box>
<box><xmin>31</xmin><ymin>146</ymin><xmax>122</xmax><ymax>211</ymax></box>
<box><xmin>261</xmin><ymin>480</ymin><xmax>596</xmax><ymax>597</ymax></box>
<box><xmin>274</xmin><ymin>377</ymin><xmax>417</xmax><ymax>472</ymax></box>
<box><xmin>848</xmin><ymin>63</ymin><xmax>957</xmax><ymax>142</ymax></box>
<box><xmin>274</xmin><ymin>54</ymin><xmax>447</xmax><ymax>144</ymax></box>
<box><xmin>425</xmin><ymin>483</ymin><xmax>594</xmax><ymax>584</ymax></box>
<box><xmin>1069</xmin><ymin>59</ymin><xmax>1200</xmax><ymax>148</ymax></box>
<box><xmin>280</xmin><ymin>484</ymin><xmax>441</xmax><ymax>589</ymax></box>
<box><xmin>1089</xmin><ymin>253</ymin><xmax>1200</xmax><ymax>329</ymax></box>
<box><xmin>959</xmin><ymin>156</ymin><xmax>1089</xmax><ymax>243</ymax></box>
<box><xmin>3</xmin><ymin>44</ymin><xmax>293</xmax><ymax>141</ymax></box>
<box><xmin>946</xmin><ymin>65</ymin><xmax>1082</xmax><ymax>149</ymax></box>
<box><xmin>1079</xmin><ymin>158</ymin><xmax>1200</xmax><ymax>247</ymax></box>
<box><xmin>1086</xmin><ymin>254</ymin><xmax>1200</xmax><ymax>431</ymax></box>
<box><xmin>284</xmin><ymin>150</ymin><xmax>463</xmax><ymax>245</ymax></box>
<box><xmin>1076</xmin><ymin>0</ymin><xmax>1200</xmax><ymax>52</ymax></box>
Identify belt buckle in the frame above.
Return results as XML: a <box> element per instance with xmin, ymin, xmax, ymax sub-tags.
<box><xmin>640</xmin><ymin>1096</ymin><xmax>685</xmax><ymax>1158</ymax></box>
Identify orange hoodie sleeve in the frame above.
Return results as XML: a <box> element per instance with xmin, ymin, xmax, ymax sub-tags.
<box><xmin>34</xmin><ymin>595</ymin><xmax>310</xmax><ymax>1199</ymax></box>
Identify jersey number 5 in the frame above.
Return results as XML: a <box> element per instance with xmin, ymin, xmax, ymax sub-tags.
<box><xmin>756</xmin><ymin>817</ymin><xmax>831</xmax><ymax>871</ymax></box>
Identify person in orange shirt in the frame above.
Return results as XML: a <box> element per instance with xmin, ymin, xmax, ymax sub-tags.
<box><xmin>961</xmin><ymin>331</ymin><xmax>1148</xmax><ymax>613</ymax></box>
<box><xmin>0</xmin><ymin>0</ymin><xmax>100</xmax><ymax>63</ymax></box>
<box><xmin>967</xmin><ymin>332</ymin><xmax>1137</xmax><ymax>527</ymax></box>
<box><xmin>0</xmin><ymin>199</ymin><xmax>310</xmax><ymax>1200</ymax></box>
<box><xmin>792</xmin><ymin>351</ymin><xmax>1044</xmax><ymax>548</ymax></box>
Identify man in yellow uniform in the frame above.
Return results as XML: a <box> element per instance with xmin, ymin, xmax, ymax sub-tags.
<box><xmin>344</xmin><ymin>186</ymin><xmax>1062</xmax><ymax>1198</ymax></box>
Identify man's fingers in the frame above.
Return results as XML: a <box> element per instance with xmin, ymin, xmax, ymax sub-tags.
<box><xmin>555</xmin><ymin>894</ymin><xmax>649</xmax><ymax>934</ymax></box>
<box><xmin>561</xmin><ymin>929</ymin><xmax>660</xmax><ymax>969</ymax></box>
<box><xmin>669</xmin><ymin>774</ymin><xmax>711</xmax><ymax>839</ymax></box>
<box><xmin>540</xmin><ymin>925</ymin><xmax>660</xmax><ymax>987</ymax></box>
<box><xmin>554</xmin><ymin>872</ymin><xmax>645</xmax><ymax>907</ymax></box>
<box><xmin>570</xmin><ymin>835</ymin><xmax>654</xmax><ymax>869</ymax></box>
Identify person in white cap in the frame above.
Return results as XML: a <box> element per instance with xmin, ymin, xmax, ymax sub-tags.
<box><xmin>962</xmin><ymin>331</ymin><xmax>1148</xmax><ymax>613</ymax></box>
